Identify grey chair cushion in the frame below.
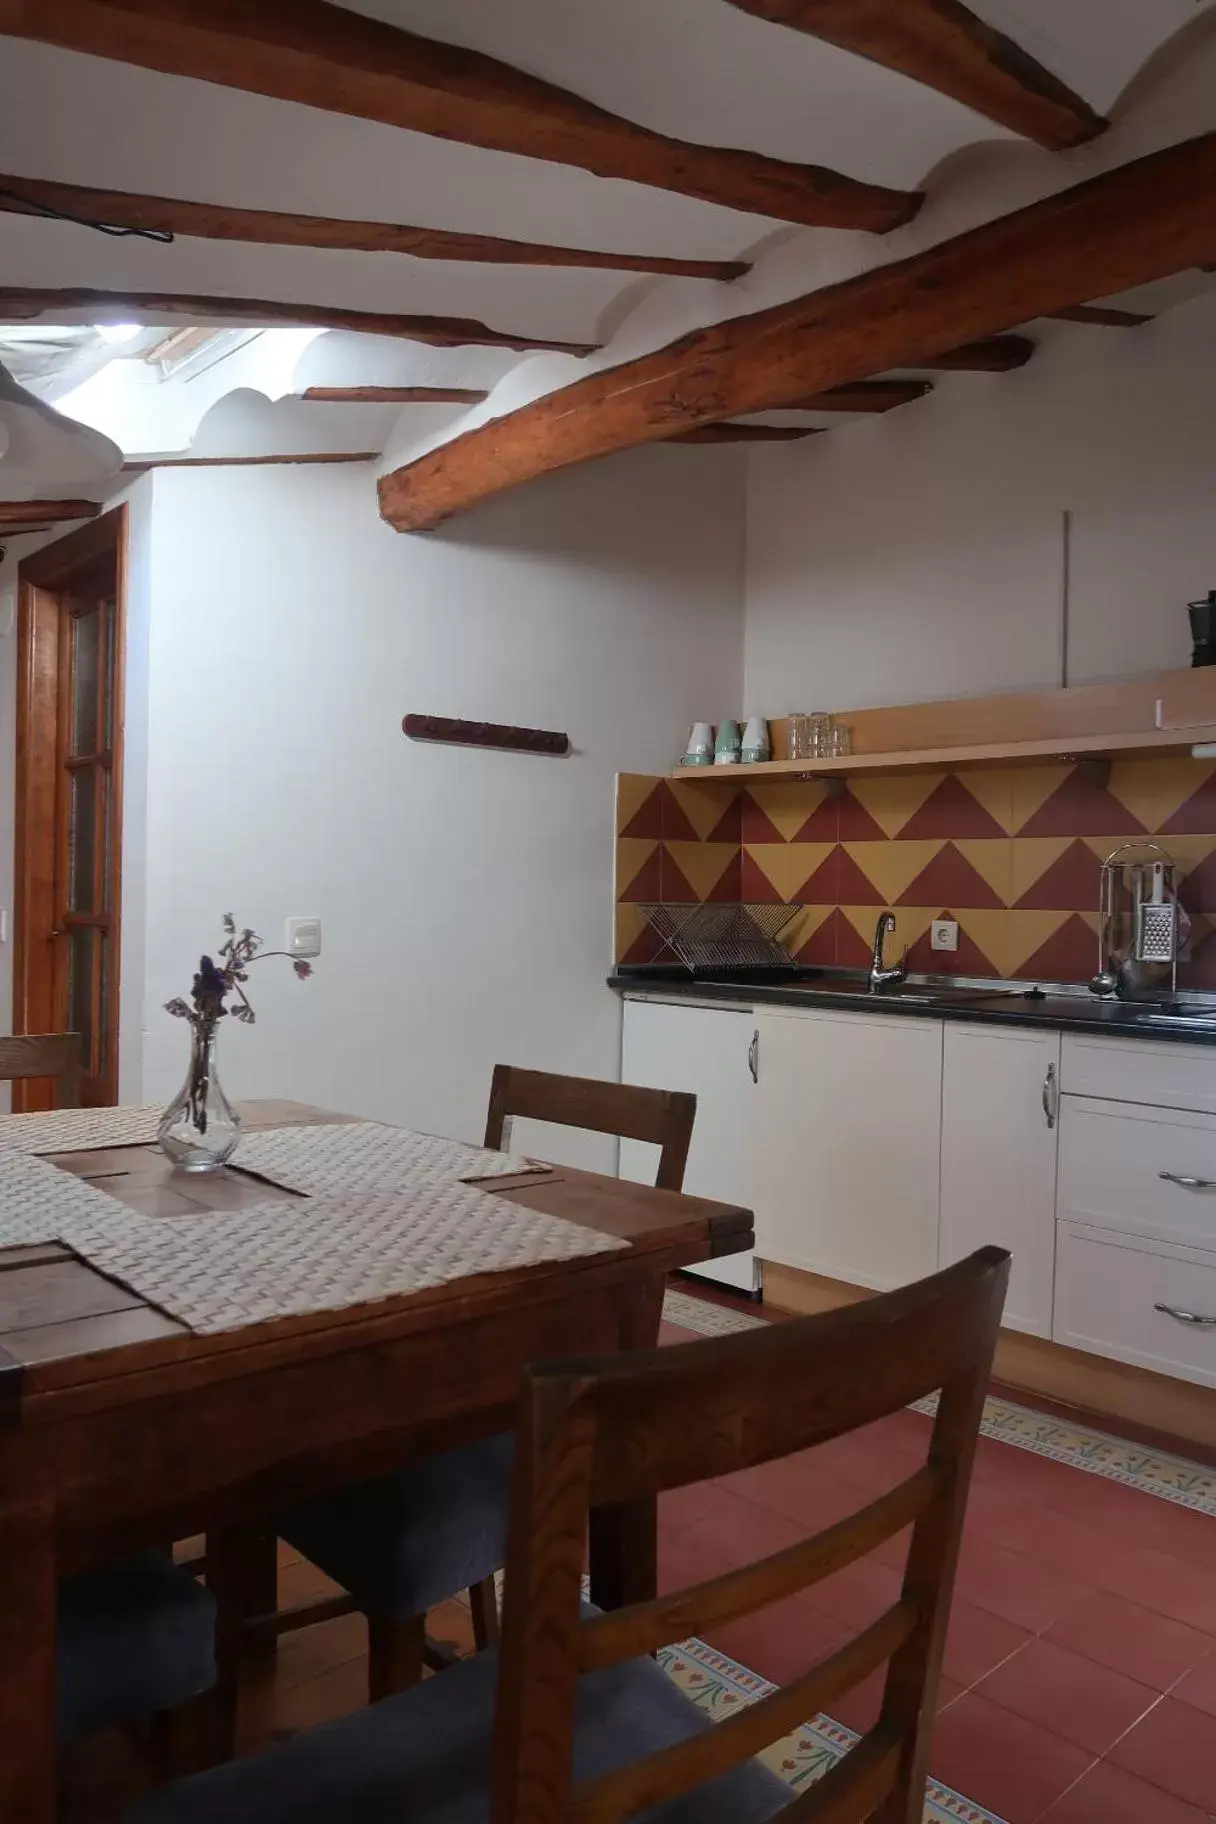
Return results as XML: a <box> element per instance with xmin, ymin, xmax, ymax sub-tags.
<box><xmin>58</xmin><ymin>1551</ymin><xmax>217</xmax><ymax>1742</ymax></box>
<box><xmin>131</xmin><ymin>1629</ymin><xmax>791</xmax><ymax>1824</ymax></box>
<box><xmin>277</xmin><ymin>1434</ymin><xmax>514</xmax><ymax>1617</ymax></box>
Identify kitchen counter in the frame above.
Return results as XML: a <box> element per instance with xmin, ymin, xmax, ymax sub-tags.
<box><xmin>608</xmin><ymin>966</ymin><xmax>1216</xmax><ymax>1045</ymax></box>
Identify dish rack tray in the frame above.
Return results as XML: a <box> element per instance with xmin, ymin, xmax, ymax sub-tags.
<box><xmin>637</xmin><ymin>903</ymin><xmax>800</xmax><ymax>972</ymax></box>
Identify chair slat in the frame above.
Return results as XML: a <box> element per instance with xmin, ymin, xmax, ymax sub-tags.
<box><xmin>778</xmin><ymin>1722</ymin><xmax>903</xmax><ymax>1822</ymax></box>
<box><xmin>569</xmin><ymin>1599</ymin><xmax>918</xmax><ymax>1824</ymax></box>
<box><xmin>580</xmin><ymin>1465</ymin><xmax>940</xmax><ymax>1672</ymax></box>
<box><xmin>0</xmin><ymin>1034</ymin><xmax>81</xmax><ymax>1108</ymax></box>
<box><xmin>483</xmin><ymin>1065</ymin><xmax>695</xmax><ymax>1192</ymax></box>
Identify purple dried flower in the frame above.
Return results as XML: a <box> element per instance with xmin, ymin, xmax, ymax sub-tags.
<box><xmin>166</xmin><ymin>916</ymin><xmax>315</xmax><ymax>1033</ymax></box>
<box><xmin>293</xmin><ymin>959</ymin><xmax>313</xmax><ymax>980</ymax></box>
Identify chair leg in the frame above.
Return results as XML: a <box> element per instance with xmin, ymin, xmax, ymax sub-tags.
<box><xmin>469</xmin><ymin>1577</ymin><xmax>500</xmax><ymax>1650</ymax></box>
<box><xmin>367</xmin><ymin>1611</ymin><xmax>426</xmax><ymax>1702</ymax></box>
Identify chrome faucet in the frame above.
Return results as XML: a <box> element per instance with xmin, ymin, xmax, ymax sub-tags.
<box><xmin>869</xmin><ymin>912</ymin><xmax>907</xmax><ymax>991</ymax></box>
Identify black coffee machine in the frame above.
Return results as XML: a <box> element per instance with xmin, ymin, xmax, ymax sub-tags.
<box><xmin>1190</xmin><ymin>592</ymin><xmax>1216</xmax><ymax>667</ymax></box>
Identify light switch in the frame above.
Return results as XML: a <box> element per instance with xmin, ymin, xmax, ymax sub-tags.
<box><xmin>0</xmin><ymin>909</ymin><xmax>7</xmax><ymax>944</ymax></box>
<box><xmin>286</xmin><ymin>917</ymin><xmax>322</xmax><ymax>959</ymax></box>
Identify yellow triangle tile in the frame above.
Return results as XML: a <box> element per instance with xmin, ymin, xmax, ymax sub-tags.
<box><xmin>843</xmin><ymin>840</ymin><xmax>943</xmax><ymax>905</ymax></box>
<box><xmin>615</xmin><ymin>838</ymin><xmax>658</xmax><ymax>897</ymax></box>
<box><xmin>1011</xmin><ymin>838</ymin><xmax>1074</xmax><ymax>901</ymax></box>
<box><xmin>1008</xmin><ymin>765</ymin><xmax>1072</xmax><ymax>833</ymax></box>
<box><xmin>963</xmin><ymin>910</ymin><xmax>1069</xmax><ymax>979</ymax></box>
<box><xmin>665</xmin><ymin>841</ymin><xmax>737</xmax><ymax>900</ymax></box>
<box><xmin>955</xmin><ymin>839</ymin><xmax>1014</xmax><ymax>904</ymax></box>
<box><xmin>615</xmin><ymin>772</ymin><xmax>661</xmax><ymax>835</ymax></box>
<box><xmin>615</xmin><ymin>904</ymin><xmax>646</xmax><ymax>961</ymax></box>
<box><xmin>744</xmin><ymin>842</ymin><xmax>819</xmax><ymax>901</ymax></box>
<box><xmin>671</xmin><ymin>777</ymin><xmax>737</xmax><ymax>841</ymax></box>
<box><xmin>955</xmin><ymin>767</ymin><xmax>1016</xmax><ymax>833</ymax></box>
<box><xmin>749</xmin><ymin>781</ymin><xmax>824</xmax><ymax>841</ymax></box>
<box><xmin>883</xmin><ymin>908</ymin><xmax>934</xmax><ymax>953</ymax></box>
<box><xmin>1110</xmin><ymin>758</ymin><xmax>1216</xmax><ymax>835</ymax></box>
<box><xmin>782</xmin><ymin>904</ymin><xmax>833</xmax><ymax>953</ymax></box>
<box><xmin>850</xmin><ymin>773</ymin><xmax>943</xmax><ymax>838</ymax></box>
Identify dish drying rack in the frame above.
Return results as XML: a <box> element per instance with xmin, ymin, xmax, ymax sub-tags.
<box><xmin>637</xmin><ymin>903</ymin><xmax>800</xmax><ymax>972</ymax></box>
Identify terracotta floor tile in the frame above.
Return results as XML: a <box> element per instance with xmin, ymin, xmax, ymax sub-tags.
<box><xmin>954</xmin><ymin>1535</ymin><xmax>1091</xmax><ymax>1633</ymax></box>
<box><xmin>679</xmin><ymin>1487</ymin><xmax>808</xmax><ymax>1568</ymax></box>
<box><xmin>927</xmin><ymin>1692</ymin><xmax>1093</xmax><ymax>1824</ymax></box>
<box><xmin>825</xmin><ymin>1667</ymin><xmax>962</xmax><ymax>1735</ymax></box>
<box><xmin>657</xmin><ymin>1522</ymin><xmax>734</xmax><ymax>1595</ymax></box>
<box><xmin>1043</xmin><ymin>1592</ymin><xmax>1214</xmax><ymax>1692</ymax></box>
<box><xmin>1097</xmin><ymin>1546</ymin><xmax>1216</xmax><ymax>1636</ymax></box>
<box><xmin>974</xmin><ymin>1637</ymin><xmax>1158</xmax><ymax>1755</ymax></box>
<box><xmin>1107</xmin><ymin>1696</ymin><xmax>1216</xmax><ymax>1811</ymax></box>
<box><xmin>941</xmin><ymin>1599</ymin><xmax>1034</xmax><ymax>1688</ymax></box>
<box><xmin>1172</xmin><ymin>1649</ymin><xmax>1216</xmax><ymax>1719</ymax></box>
<box><xmin>703</xmin><ymin>1597</ymin><xmax>849</xmax><ymax>1687</ymax></box>
<box><xmin>1040</xmin><ymin>1759</ymin><xmax>1214</xmax><ymax>1824</ymax></box>
<box><xmin>804</xmin><ymin>1554</ymin><xmax>905</xmax><ymax>1631</ymax></box>
<box><xmin>1037</xmin><ymin>1471</ymin><xmax>1216</xmax><ymax>1571</ymax></box>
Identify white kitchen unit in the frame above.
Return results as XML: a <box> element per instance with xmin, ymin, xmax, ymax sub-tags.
<box><xmin>939</xmin><ymin>1023</ymin><xmax>1060</xmax><ymax>1336</ymax></box>
<box><xmin>620</xmin><ymin>996</ymin><xmax>758</xmax><ymax>1292</ymax></box>
<box><xmin>753</xmin><ymin>1007</ymin><xmax>943</xmax><ymax>1292</ymax></box>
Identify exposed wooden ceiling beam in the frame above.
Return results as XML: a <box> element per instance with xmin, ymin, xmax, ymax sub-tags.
<box><xmin>669</xmin><ymin>423</ymin><xmax>820</xmax><ymax>443</ymax></box>
<box><xmin>378</xmin><ymin>133</ymin><xmax>1216</xmax><ymax>531</ymax></box>
<box><xmin>725</xmin><ymin>0</ymin><xmax>1106</xmax><ymax>151</ymax></box>
<box><xmin>0</xmin><ymin>498</ymin><xmax>102</xmax><ymax>524</ymax></box>
<box><xmin>914</xmin><ymin>335</ymin><xmax>1034</xmax><ymax>371</ymax></box>
<box><xmin>0</xmin><ymin>173</ymin><xmax>750</xmax><ymax>281</ymax></box>
<box><xmin>0</xmin><ymin>287</ymin><xmax>596</xmax><ymax>353</ymax></box>
<box><xmin>782</xmin><ymin>380</ymin><xmax>932</xmax><ymax>411</ymax></box>
<box><xmin>0</xmin><ymin>0</ymin><xmax>920</xmax><ymax>233</ymax></box>
<box><xmin>302</xmin><ymin>386</ymin><xmax>489</xmax><ymax>405</ymax></box>
<box><xmin>1049</xmin><ymin>304</ymin><xmax>1154</xmax><ymax>327</ymax></box>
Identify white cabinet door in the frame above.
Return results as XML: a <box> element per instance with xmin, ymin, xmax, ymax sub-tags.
<box><xmin>753</xmin><ymin>1008</ymin><xmax>943</xmax><ymax>1292</ymax></box>
<box><xmin>620</xmin><ymin>998</ymin><xmax>756</xmax><ymax>1291</ymax></box>
<box><xmin>940</xmin><ymin>1023</ymin><xmax>1060</xmax><ymax>1336</ymax></box>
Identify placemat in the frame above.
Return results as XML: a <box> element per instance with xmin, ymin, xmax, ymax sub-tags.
<box><xmin>0</xmin><ymin>1146</ymin><xmax>134</xmax><ymax>1248</ymax></box>
<box><xmin>233</xmin><ymin>1122</ymin><xmax>546</xmax><ymax>1197</ymax></box>
<box><xmin>0</xmin><ymin>1103</ymin><xmax>164</xmax><ymax>1155</ymax></box>
<box><xmin>69</xmin><ymin>1182</ymin><xmax>626</xmax><ymax>1334</ymax></box>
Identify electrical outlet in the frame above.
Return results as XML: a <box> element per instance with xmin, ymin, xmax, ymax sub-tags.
<box><xmin>931</xmin><ymin>919</ymin><xmax>959</xmax><ymax>952</ymax></box>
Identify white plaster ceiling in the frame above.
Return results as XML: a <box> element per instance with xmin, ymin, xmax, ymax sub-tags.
<box><xmin>0</xmin><ymin>0</ymin><xmax>1213</xmax><ymax>498</ymax></box>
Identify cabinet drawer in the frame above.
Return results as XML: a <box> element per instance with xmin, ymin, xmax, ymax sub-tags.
<box><xmin>1059</xmin><ymin>1096</ymin><xmax>1216</xmax><ymax>1251</ymax></box>
<box><xmin>1061</xmin><ymin>1033</ymin><xmax>1216</xmax><ymax>1114</ymax></box>
<box><xmin>1055</xmin><ymin>1223</ymin><xmax>1216</xmax><ymax>1388</ymax></box>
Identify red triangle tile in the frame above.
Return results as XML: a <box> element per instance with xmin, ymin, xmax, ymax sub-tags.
<box><xmin>836</xmin><ymin>914</ymin><xmax>875</xmax><ymax>969</ymax></box>
<box><xmin>740</xmin><ymin>793</ymin><xmax>786</xmax><ymax>843</ymax></box>
<box><xmin>1180</xmin><ymin>851</ymin><xmax>1216</xmax><ymax>916</ymax></box>
<box><xmin>740</xmin><ymin>850</ymin><xmax>787</xmax><ymax>903</ymax></box>
<box><xmin>620</xmin><ymin>781</ymin><xmax>698</xmax><ymax>841</ymax></box>
<box><xmin>1015</xmin><ymin>839</ymin><xmax>1102</xmax><ymax>911</ymax></box>
<box><xmin>795</xmin><ymin>910</ymin><xmax>841</xmax><ymax>966</ymax></box>
<box><xmin>790</xmin><ymin>797</ymin><xmax>840</xmax><ymax>843</ymax></box>
<box><xmin>1018</xmin><ymin>769</ymin><xmax>1147</xmax><ymax>838</ymax></box>
<box><xmin>836</xmin><ymin>848</ymin><xmax>886</xmax><ymax>905</ymax></box>
<box><xmin>662</xmin><ymin>847</ymin><xmax>701</xmax><ymax>903</ymax></box>
<box><xmin>898</xmin><ymin>775</ymin><xmax>1007</xmax><ymax>839</ymax></box>
<box><xmin>1161</xmin><ymin>770</ymin><xmax>1216</xmax><ymax>836</ymax></box>
<box><xmin>838</xmin><ymin>790</ymin><xmax>889</xmax><ymax>842</ymax></box>
<box><xmin>1019</xmin><ymin>913</ymin><xmax>1098</xmax><ymax>984</ymax></box>
<box><xmin>705</xmin><ymin>852</ymin><xmax>743</xmax><ymax>902</ymax></box>
<box><xmin>898</xmin><ymin>842</ymin><xmax>1005</xmax><ymax>908</ymax></box>
<box><xmin>618</xmin><ymin>847</ymin><xmax>663</xmax><ymax>903</ymax></box>
<box><xmin>791</xmin><ymin>848</ymin><xmax>840</xmax><ymax>906</ymax></box>
<box><xmin>1180</xmin><ymin>919</ymin><xmax>1216</xmax><ymax>990</ymax></box>
<box><xmin>620</xmin><ymin>924</ymin><xmax>666</xmax><ymax>965</ymax></box>
<box><xmin>706</xmin><ymin>795</ymin><xmax>743</xmax><ymax>843</ymax></box>
<box><xmin>906</xmin><ymin>912</ymin><xmax>998</xmax><ymax>977</ymax></box>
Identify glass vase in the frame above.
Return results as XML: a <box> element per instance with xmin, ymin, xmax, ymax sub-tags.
<box><xmin>158</xmin><ymin>1019</ymin><xmax>241</xmax><ymax>1172</ymax></box>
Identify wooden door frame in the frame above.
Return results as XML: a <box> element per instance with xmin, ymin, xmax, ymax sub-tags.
<box><xmin>13</xmin><ymin>504</ymin><xmax>127</xmax><ymax>1107</ymax></box>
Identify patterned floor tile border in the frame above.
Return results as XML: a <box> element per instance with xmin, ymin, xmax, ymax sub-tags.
<box><xmin>659</xmin><ymin>1635</ymin><xmax>1006</xmax><ymax>1824</ymax></box>
<box><xmin>663</xmin><ymin>1287</ymin><xmax>1216</xmax><ymax>1518</ymax></box>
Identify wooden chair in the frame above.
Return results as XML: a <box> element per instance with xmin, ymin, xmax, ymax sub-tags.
<box><xmin>269</xmin><ymin>1069</ymin><xmax>698</xmax><ymax>1701</ymax></box>
<box><xmin>0</xmin><ymin>1033</ymin><xmax>82</xmax><ymax>1107</ymax></box>
<box><xmin>135</xmin><ymin>1248</ymin><xmax>1009</xmax><ymax>1824</ymax></box>
<box><xmin>484</xmin><ymin>1064</ymin><xmax>696</xmax><ymax>1191</ymax></box>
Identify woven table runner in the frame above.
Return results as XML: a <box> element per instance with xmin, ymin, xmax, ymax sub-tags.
<box><xmin>232</xmin><ymin>1122</ymin><xmax>546</xmax><ymax>1197</ymax></box>
<box><xmin>0</xmin><ymin>1103</ymin><xmax>164</xmax><ymax>1155</ymax></box>
<box><xmin>0</xmin><ymin>1147</ymin><xmax>136</xmax><ymax>1248</ymax></box>
<box><xmin>67</xmin><ymin>1183</ymin><xmax>627</xmax><ymax>1334</ymax></box>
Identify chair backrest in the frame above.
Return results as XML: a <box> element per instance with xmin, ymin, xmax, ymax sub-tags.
<box><xmin>0</xmin><ymin>1034</ymin><xmax>82</xmax><ymax>1108</ymax></box>
<box><xmin>484</xmin><ymin>1066</ymin><xmax>696</xmax><ymax>1192</ymax></box>
<box><xmin>491</xmin><ymin>1246</ymin><xmax>1009</xmax><ymax>1824</ymax></box>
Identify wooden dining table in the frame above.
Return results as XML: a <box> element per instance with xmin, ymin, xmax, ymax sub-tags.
<box><xmin>0</xmin><ymin>1099</ymin><xmax>753</xmax><ymax>1824</ymax></box>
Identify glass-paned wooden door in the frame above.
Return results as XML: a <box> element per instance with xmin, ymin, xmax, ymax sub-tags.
<box><xmin>51</xmin><ymin>558</ymin><xmax>121</xmax><ymax>1105</ymax></box>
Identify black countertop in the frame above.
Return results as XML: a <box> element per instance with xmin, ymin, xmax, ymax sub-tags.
<box><xmin>607</xmin><ymin>967</ymin><xmax>1216</xmax><ymax>1046</ymax></box>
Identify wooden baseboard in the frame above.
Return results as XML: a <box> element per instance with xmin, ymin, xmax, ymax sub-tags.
<box><xmin>760</xmin><ymin>1258</ymin><xmax>1216</xmax><ymax>1455</ymax></box>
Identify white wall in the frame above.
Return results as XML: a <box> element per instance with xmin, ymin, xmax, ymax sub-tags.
<box><xmin>744</xmin><ymin>292</ymin><xmax>1216</xmax><ymax>714</ymax></box>
<box><xmin>133</xmin><ymin>449</ymin><xmax>743</xmax><ymax>1164</ymax></box>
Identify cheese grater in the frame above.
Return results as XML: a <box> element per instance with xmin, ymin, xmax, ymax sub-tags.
<box><xmin>1092</xmin><ymin>843</ymin><xmax>1182</xmax><ymax>1000</ymax></box>
<box><xmin>1136</xmin><ymin>861</ymin><xmax>1179</xmax><ymax>965</ymax></box>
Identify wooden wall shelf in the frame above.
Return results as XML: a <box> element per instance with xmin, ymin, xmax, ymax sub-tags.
<box><xmin>670</xmin><ymin>671</ymin><xmax>1216</xmax><ymax>783</ymax></box>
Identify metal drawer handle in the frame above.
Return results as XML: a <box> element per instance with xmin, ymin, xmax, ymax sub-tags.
<box><xmin>1155</xmin><ymin>1302</ymin><xmax>1216</xmax><ymax>1328</ymax></box>
<box><xmin>748</xmin><ymin>1030</ymin><xmax>759</xmax><ymax>1084</ymax></box>
<box><xmin>1159</xmin><ymin>1171</ymin><xmax>1216</xmax><ymax>1191</ymax></box>
<box><xmin>1041</xmin><ymin>1062</ymin><xmax>1058</xmax><ymax>1129</ymax></box>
